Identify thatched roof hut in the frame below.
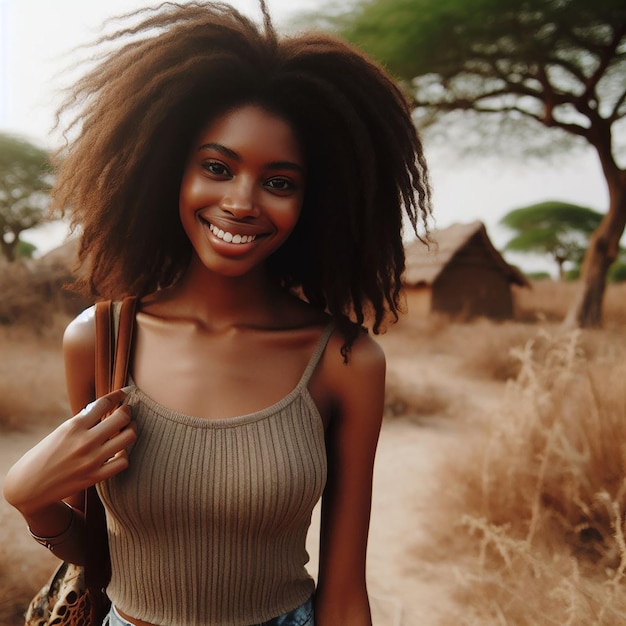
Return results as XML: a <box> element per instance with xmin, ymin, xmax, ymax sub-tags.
<box><xmin>404</xmin><ymin>221</ymin><xmax>528</xmax><ymax>319</ymax></box>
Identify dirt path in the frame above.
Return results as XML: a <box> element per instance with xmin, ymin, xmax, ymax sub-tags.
<box><xmin>303</xmin><ymin>328</ymin><xmax>507</xmax><ymax>626</ymax></box>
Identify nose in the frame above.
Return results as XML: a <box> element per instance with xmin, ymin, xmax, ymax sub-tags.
<box><xmin>219</xmin><ymin>178</ymin><xmax>260</xmax><ymax>218</ymax></box>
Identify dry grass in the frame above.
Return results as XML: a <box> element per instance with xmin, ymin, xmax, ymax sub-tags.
<box><xmin>385</xmin><ymin>312</ymin><xmax>540</xmax><ymax>383</ymax></box>
<box><xmin>0</xmin><ymin>257</ymin><xmax>80</xmax><ymax>430</ymax></box>
<box><xmin>384</xmin><ymin>373</ymin><xmax>451</xmax><ymax>421</ymax></box>
<box><xmin>440</xmin><ymin>320</ymin><xmax>538</xmax><ymax>381</ymax></box>
<box><xmin>604</xmin><ymin>282</ymin><xmax>626</xmax><ymax>326</ymax></box>
<box><xmin>513</xmin><ymin>280</ymin><xmax>577</xmax><ymax>322</ymax></box>
<box><xmin>514</xmin><ymin>280</ymin><xmax>626</xmax><ymax>328</ymax></box>
<box><xmin>0</xmin><ymin>325</ymin><xmax>70</xmax><ymax>431</ymax></box>
<box><xmin>420</xmin><ymin>331</ymin><xmax>626</xmax><ymax>624</ymax></box>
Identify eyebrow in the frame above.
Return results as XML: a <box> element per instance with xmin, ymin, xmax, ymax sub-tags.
<box><xmin>198</xmin><ymin>142</ymin><xmax>305</xmax><ymax>173</ymax></box>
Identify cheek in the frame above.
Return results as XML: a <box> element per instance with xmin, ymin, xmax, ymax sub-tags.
<box><xmin>179</xmin><ymin>170</ymin><xmax>200</xmax><ymax>213</ymax></box>
<box><xmin>276</xmin><ymin>201</ymin><xmax>303</xmax><ymax>239</ymax></box>
<box><xmin>286</xmin><ymin>190</ymin><xmax>305</xmax><ymax>228</ymax></box>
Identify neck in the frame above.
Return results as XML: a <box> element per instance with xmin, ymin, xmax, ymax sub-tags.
<box><xmin>167</xmin><ymin>255</ymin><xmax>285</xmax><ymax>329</ymax></box>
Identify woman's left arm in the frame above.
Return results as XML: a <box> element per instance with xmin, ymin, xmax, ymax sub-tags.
<box><xmin>314</xmin><ymin>333</ymin><xmax>386</xmax><ymax>626</ymax></box>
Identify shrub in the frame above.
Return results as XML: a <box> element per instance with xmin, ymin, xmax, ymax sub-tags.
<box><xmin>420</xmin><ymin>331</ymin><xmax>626</xmax><ymax>624</ymax></box>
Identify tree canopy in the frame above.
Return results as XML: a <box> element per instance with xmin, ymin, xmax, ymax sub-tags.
<box><xmin>500</xmin><ymin>201</ymin><xmax>604</xmax><ymax>278</ymax></box>
<box><xmin>0</xmin><ymin>133</ymin><xmax>52</xmax><ymax>263</ymax></box>
<box><xmin>321</xmin><ymin>0</ymin><xmax>626</xmax><ymax>327</ymax></box>
<box><xmin>332</xmin><ymin>0</ymin><xmax>625</xmax><ymax>151</ymax></box>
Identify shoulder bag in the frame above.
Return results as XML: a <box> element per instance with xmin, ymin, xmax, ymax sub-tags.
<box><xmin>24</xmin><ymin>297</ymin><xmax>137</xmax><ymax>626</ymax></box>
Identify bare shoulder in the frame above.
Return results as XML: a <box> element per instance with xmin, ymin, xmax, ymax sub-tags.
<box><xmin>346</xmin><ymin>331</ymin><xmax>386</xmax><ymax>370</ymax></box>
<box><xmin>63</xmin><ymin>306</ymin><xmax>97</xmax><ymax>412</ymax></box>
<box><xmin>325</xmin><ymin>329</ymin><xmax>386</xmax><ymax>386</ymax></box>
<box><xmin>318</xmin><ymin>329</ymin><xmax>386</xmax><ymax>432</ymax></box>
<box><xmin>63</xmin><ymin>306</ymin><xmax>96</xmax><ymax>355</ymax></box>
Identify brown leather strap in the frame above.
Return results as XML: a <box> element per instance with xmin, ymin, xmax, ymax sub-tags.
<box><xmin>94</xmin><ymin>296</ymin><xmax>137</xmax><ymax>394</ymax></box>
<box><xmin>94</xmin><ymin>301</ymin><xmax>113</xmax><ymax>399</ymax></box>
<box><xmin>113</xmin><ymin>297</ymin><xmax>138</xmax><ymax>391</ymax></box>
<box><xmin>85</xmin><ymin>296</ymin><xmax>137</xmax><ymax>593</ymax></box>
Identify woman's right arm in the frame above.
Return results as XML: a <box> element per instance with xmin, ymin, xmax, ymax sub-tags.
<box><xmin>2</xmin><ymin>308</ymin><xmax>136</xmax><ymax>564</ymax></box>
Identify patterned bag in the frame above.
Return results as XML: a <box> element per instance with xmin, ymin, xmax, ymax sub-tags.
<box><xmin>24</xmin><ymin>298</ymin><xmax>137</xmax><ymax>626</ymax></box>
<box><xmin>24</xmin><ymin>562</ymin><xmax>103</xmax><ymax>626</ymax></box>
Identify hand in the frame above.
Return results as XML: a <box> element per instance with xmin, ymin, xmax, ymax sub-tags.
<box><xmin>3</xmin><ymin>388</ymin><xmax>137</xmax><ymax>516</ymax></box>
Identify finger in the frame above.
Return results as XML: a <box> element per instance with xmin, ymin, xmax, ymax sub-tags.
<box><xmin>75</xmin><ymin>389</ymin><xmax>129</xmax><ymax>426</ymax></box>
<box><xmin>124</xmin><ymin>421</ymin><xmax>138</xmax><ymax>455</ymax></box>
<box><xmin>97</xmin><ymin>427</ymin><xmax>137</xmax><ymax>463</ymax></box>
<box><xmin>92</xmin><ymin>405</ymin><xmax>133</xmax><ymax>439</ymax></box>
<box><xmin>97</xmin><ymin>388</ymin><xmax>129</xmax><ymax>408</ymax></box>
<box><xmin>92</xmin><ymin>453</ymin><xmax>131</xmax><ymax>482</ymax></box>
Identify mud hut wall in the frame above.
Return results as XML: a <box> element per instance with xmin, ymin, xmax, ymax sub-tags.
<box><xmin>431</xmin><ymin>237</ymin><xmax>514</xmax><ymax>319</ymax></box>
<box><xmin>404</xmin><ymin>285</ymin><xmax>432</xmax><ymax>317</ymax></box>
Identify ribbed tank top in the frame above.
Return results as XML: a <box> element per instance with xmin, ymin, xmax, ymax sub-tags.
<box><xmin>97</xmin><ymin>322</ymin><xmax>333</xmax><ymax>626</ymax></box>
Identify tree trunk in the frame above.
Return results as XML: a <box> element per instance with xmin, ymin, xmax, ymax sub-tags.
<box><xmin>0</xmin><ymin>236</ymin><xmax>17</xmax><ymax>263</ymax></box>
<box><xmin>564</xmin><ymin>176</ymin><xmax>626</xmax><ymax>328</ymax></box>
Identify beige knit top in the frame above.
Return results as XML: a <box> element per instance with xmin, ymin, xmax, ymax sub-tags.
<box><xmin>97</xmin><ymin>324</ymin><xmax>333</xmax><ymax>626</ymax></box>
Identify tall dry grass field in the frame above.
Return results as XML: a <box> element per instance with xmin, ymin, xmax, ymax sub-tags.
<box><xmin>418</xmin><ymin>328</ymin><xmax>626</xmax><ymax>624</ymax></box>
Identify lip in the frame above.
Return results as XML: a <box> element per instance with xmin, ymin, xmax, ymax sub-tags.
<box><xmin>198</xmin><ymin>215</ymin><xmax>268</xmax><ymax>257</ymax></box>
<box><xmin>201</xmin><ymin>215</ymin><xmax>268</xmax><ymax>238</ymax></box>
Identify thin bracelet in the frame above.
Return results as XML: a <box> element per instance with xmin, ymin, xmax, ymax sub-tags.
<box><xmin>28</xmin><ymin>502</ymin><xmax>76</xmax><ymax>551</ymax></box>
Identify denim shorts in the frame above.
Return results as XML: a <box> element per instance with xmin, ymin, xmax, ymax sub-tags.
<box><xmin>102</xmin><ymin>597</ymin><xmax>314</xmax><ymax>626</ymax></box>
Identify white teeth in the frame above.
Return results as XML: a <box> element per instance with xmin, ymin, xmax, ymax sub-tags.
<box><xmin>208</xmin><ymin>223</ymin><xmax>256</xmax><ymax>244</ymax></box>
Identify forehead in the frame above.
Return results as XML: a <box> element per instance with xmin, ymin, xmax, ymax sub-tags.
<box><xmin>193</xmin><ymin>105</ymin><xmax>304</xmax><ymax>163</ymax></box>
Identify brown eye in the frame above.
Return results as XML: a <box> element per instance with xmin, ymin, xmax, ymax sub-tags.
<box><xmin>265</xmin><ymin>177</ymin><xmax>294</xmax><ymax>192</ymax></box>
<box><xmin>202</xmin><ymin>161</ymin><xmax>230</xmax><ymax>177</ymax></box>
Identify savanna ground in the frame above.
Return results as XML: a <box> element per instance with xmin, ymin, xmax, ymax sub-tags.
<box><xmin>1</xmin><ymin>277</ymin><xmax>625</xmax><ymax>626</ymax></box>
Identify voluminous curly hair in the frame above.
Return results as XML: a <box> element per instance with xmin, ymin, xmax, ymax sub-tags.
<box><xmin>54</xmin><ymin>1</ymin><xmax>431</xmax><ymax>345</ymax></box>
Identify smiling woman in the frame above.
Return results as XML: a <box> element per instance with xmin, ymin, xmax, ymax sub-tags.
<box><xmin>3</xmin><ymin>2</ymin><xmax>432</xmax><ymax>626</ymax></box>
<box><xmin>179</xmin><ymin>105</ymin><xmax>305</xmax><ymax>275</ymax></box>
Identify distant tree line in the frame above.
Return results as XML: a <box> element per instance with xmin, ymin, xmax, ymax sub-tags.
<box><xmin>0</xmin><ymin>133</ymin><xmax>52</xmax><ymax>263</ymax></box>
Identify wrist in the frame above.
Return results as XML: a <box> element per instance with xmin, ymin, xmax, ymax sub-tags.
<box><xmin>28</xmin><ymin>502</ymin><xmax>76</xmax><ymax>551</ymax></box>
<box><xmin>20</xmin><ymin>500</ymin><xmax>82</xmax><ymax>542</ymax></box>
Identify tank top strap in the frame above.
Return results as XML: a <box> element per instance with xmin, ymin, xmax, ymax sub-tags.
<box><xmin>298</xmin><ymin>321</ymin><xmax>335</xmax><ymax>388</ymax></box>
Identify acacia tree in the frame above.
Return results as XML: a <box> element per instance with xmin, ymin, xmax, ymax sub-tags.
<box><xmin>323</xmin><ymin>0</ymin><xmax>626</xmax><ymax>327</ymax></box>
<box><xmin>0</xmin><ymin>133</ymin><xmax>51</xmax><ymax>262</ymax></box>
<box><xmin>500</xmin><ymin>201</ymin><xmax>603</xmax><ymax>279</ymax></box>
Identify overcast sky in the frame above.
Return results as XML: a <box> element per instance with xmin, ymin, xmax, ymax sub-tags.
<box><xmin>0</xmin><ymin>0</ymin><xmax>612</xmax><ymax>274</ymax></box>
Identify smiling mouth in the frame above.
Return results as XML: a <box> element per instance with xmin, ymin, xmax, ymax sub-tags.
<box><xmin>204</xmin><ymin>220</ymin><xmax>258</xmax><ymax>244</ymax></box>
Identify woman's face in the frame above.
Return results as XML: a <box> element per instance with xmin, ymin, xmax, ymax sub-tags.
<box><xmin>179</xmin><ymin>104</ymin><xmax>305</xmax><ymax>278</ymax></box>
